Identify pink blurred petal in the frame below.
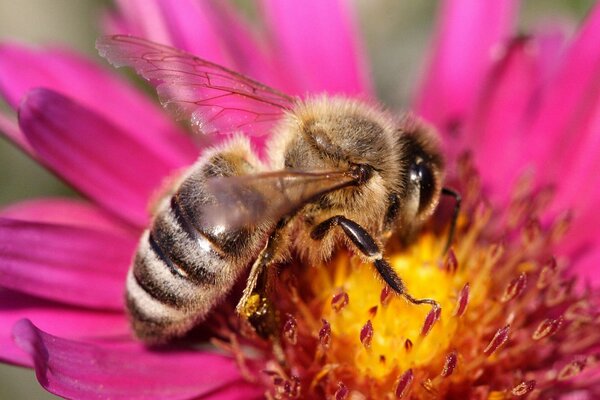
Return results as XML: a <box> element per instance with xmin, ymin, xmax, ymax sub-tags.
<box><xmin>463</xmin><ymin>37</ymin><xmax>540</xmax><ymax>194</ymax></box>
<box><xmin>524</xmin><ymin>4</ymin><xmax>600</xmax><ymax>212</ymax></box>
<box><xmin>260</xmin><ymin>0</ymin><xmax>373</xmax><ymax>96</ymax></box>
<box><xmin>415</xmin><ymin>0</ymin><xmax>517</xmax><ymax>141</ymax></box>
<box><xmin>0</xmin><ymin>290</ymin><xmax>128</xmax><ymax>367</ymax></box>
<box><xmin>0</xmin><ymin>110</ymin><xmax>34</xmax><ymax>155</ymax></box>
<box><xmin>113</xmin><ymin>0</ymin><xmax>229</xmax><ymax>66</ymax></box>
<box><xmin>1</xmin><ymin>198</ymin><xmax>136</xmax><ymax>237</ymax></box>
<box><xmin>13</xmin><ymin>319</ymin><xmax>263</xmax><ymax>400</ymax></box>
<box><xmin>528</xmin><ymin>6</ymin><xmax>600</xmax><ymax>180</ymax></box>
<box><xmin>108</xmin><ymin>1</ymin><xmax>287</xmax><ymax>92</ymax></box>
<box><xmin>18</xmin><ymin>88</ymin><xmax>178</xmax><ymax>226</ymax></box>
<box><xmin>0</xmin><ymin>43</ymin><xmax>198</xmax><ymax>166</ymax></box>
<box><xmin>0</xmin><ymin>218</ymin><xmax>135</xmax><ymax>310</ymax></box>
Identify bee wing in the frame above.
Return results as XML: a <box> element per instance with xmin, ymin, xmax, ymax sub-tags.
<box><xmin>96</xmin><ymin>35</ymin><xmax>296</xmax><ymax>137</ymax></box>
<box><xmin>200</xmin><ymin>170</ymin><xmax>356</xmax><ymax>229</ymax></box>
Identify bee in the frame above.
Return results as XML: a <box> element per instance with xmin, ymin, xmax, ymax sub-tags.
<box><xmin>97</xmin><ymin>35</ymin><xmax>458</xmax><ymax>343</ymax></box>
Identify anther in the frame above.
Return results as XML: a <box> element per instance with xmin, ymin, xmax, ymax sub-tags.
<box><xmin>360</xmin><ymin>320</ymin><xmax>374</xmax><ymax>349</ymax></box>
<box><xmin>334</xmin><ymin>382</ymin><xmax>348</xmax><ymax>400</ymax></box>
<box><xmin>453</xmin><ymin>283</ymin><xmax>470</xmax><ymax>317</ymax></box>
<box><xmin>421</xmin><ymin>306</ymin><xmax>441</xmax><ymax>337</ymax></box>
<box><xmin>395</xmin><ymin>369</ymin><xmax>414</xmax><ymax>398</ymax></box>
<box><xmin>440</xmin><ymin>351</ymin><xmax>457</xmax><ymax>377</ymax></box>
<box><xmin>484</xmin><ymin>325</ymin><xmax>510</xmax><ymax>356</ymax></box>
<box><xmin>283</xmin><ymin>313</ymin><xmax>298</xmax><ymax>345</ymax></box>
<box><xmin>511</xmin><ymin>380</ymin><xmax>536</xmax><ymax>396</ymax></box>
<box><xmin>319</xmin><ymin>319</ymin><xmax>331</xmax><ymax>349</ymax></box>
<box><xmin>443</xmin><ymin>249</ymin><xmax>458</xmax><ymax>274</ymax></box>
<box><xmin>331</xmin><ymin>291</ymin><xmax>349</xmax><ymax>312</ymax></box>
<box><xmin>532</xmin><ymin>316</ymin><xmax>563</xmax><ymax>340</ymax></box>
<box><xmin>501</xmin><ymin>273</ymin><xmax>527</xmax><ymax>302</ymax></box>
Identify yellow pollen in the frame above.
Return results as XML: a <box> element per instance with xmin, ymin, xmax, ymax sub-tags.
<box><xmin>305</xmin><ymin>228</ymin><xmax>494</xmax><ymax>383</ymax></box>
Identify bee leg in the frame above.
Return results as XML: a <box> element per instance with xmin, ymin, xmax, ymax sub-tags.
<box><xmin>237</xmin><ymin>219</ymin><xmax>288</xmax><ymax>339</ymax></box>
<box><xmin>311</xmin><ymin>215</ymin><xmax>440</xmax><ymax>311</ymax></box>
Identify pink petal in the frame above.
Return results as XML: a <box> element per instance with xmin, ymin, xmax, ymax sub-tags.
<box><xmin>463</xmin><ymin>37</ymin><xmax>540</xmax><ymax>194</ymax></box>
<box><xmin>525</xmin><ymin>4</ymin><xmax>600</xmax><ymax>214</ymax></box>
<box><xmin>0</xmin><ymin>110</ymin><xmax>34</xmax><ymax>155</ymax></box>
<box><xmin>1</xmin><ymin>198</ymin><xmax>136</xmax><ymax>236</ymax></box>
<box><xmin>108</xmin><ymin>1</ymin><xmax>288</xmax><ymax>92</ymax></box>
<box><xmin>112</xmin><ymin>0</ymin><xmax>229</xmax><ymax>66</ymax></box>
<box><xmin>415</xmin><ymin>0</ymin><xmax>517</xmax><ymax>139</ymax></box>
<box><xmin>0</xmin><ymin>43</ymin><xmax>197</xmax><ymax>166</ymax></box>
<box><xmin>18</xmin><ymin>88</ymin><xmax>177</xmax><ymax>226</ymax></box>
<box><xmin>0</xmin><ymin>218</ymin><xmax>135</xmax><ymax>310</ymax></box>
<box><xmin>13</xmin><ymin>319</ymin><xmax>263</xmax><ymax>400</ymax></box>
<box><xmin>0</xmin><ymin>290</ymin><xmax>128</xmax><ymax>367</ymax></box>
<box><xmin>260</xmin><ymin>0</ymin><xmax>373</xmax><ymax>96</ymax></box>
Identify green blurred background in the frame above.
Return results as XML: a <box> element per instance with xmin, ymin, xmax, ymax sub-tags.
<box><xmin>0</xmin><ymin>1</ymin><xmax>593</xmax><ymax>398</ymax></box>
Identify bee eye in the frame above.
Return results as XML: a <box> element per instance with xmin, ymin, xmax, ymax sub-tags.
<box><xmin>410</xmin><ymin>162</ymin><xmax>435</xmax><ymax>213</ymax></box>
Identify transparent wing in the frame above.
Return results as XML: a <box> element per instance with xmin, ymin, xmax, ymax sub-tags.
<box><xmin>200</xmin><ymin>169</ymin><xmax>358</xmax><ymax>229</ymax></box>
<box><xmin>96</xmin><ymin>35</ymin><xmax>296</xmax><ymax>137</ymax></box>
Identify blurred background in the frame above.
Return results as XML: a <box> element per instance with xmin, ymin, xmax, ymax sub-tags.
<box><xmin>0</xmin><ymin>0</ymin><xmax>593</xmax><ymax>398</ymax></box>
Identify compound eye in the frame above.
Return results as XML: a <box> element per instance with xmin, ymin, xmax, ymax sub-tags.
<box><xmin>410</xmin><ymin>161</ymin><xmax>435</xmax><ymax>213</ymax></box>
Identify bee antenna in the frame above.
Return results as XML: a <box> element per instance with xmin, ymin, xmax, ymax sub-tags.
<box><xmin>441</xmin><ymin>187</ymin><xmax>461</xmax><ymax>254</ymax></box>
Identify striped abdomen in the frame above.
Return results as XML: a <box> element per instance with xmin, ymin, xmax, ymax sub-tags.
<box><xmin>126</xmin><ymin>142</ymin><xmax>269</xmax><ymax>342</ymax></box>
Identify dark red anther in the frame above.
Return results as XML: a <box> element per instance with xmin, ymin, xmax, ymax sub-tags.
<box><xmin>395</xmin><ymin>369</ymin><xmax>414</xmax><ymax>398</ymax></box>
<box><xmin>404</xmin><ymin>339</ymin><xmax>413</xmax><ymax>352</ymax></box>
<box><xmin>331</xmin><ymin>291</ymin><xmax>349</xmax><ymax>313</ymax></box>
<box><xmin>380</xmin><ymin>285</ymin><xmax>392</xmax><ymax>306</ymax></box>
<box><xmin>484</xmin><ymin>325</ymin><xmax>510</xmax><ymax>356</ymax></box>
<box><xmin>511</xmin><ymin>380</ymin><xmax>536</xmax><ymax>396</ymax></box>
<box><xmin>334</xmin><ymin>382</ymin><xmax>348</xmax><ymax>400</ymax></box>
<box><xmin>453</xmin><ymin>283</ymin><xmax>470</xmax><ymax>317</ymax></box>
<box><xmin>360</xmin><ymin>320</ymin><xmax>374</xmax><ymax>349</ymax></box>
<box><xmin>368</xmin><ymin>305</ymin><xmax>378</xmax><ymax>318</ymax></box>
<box><xmin>440</xmin><ymin>351</ymin><xmax>457</xmax><ymax>377</ymax></box>
<box><xmin>421</xmin><ymin>305</ymin><xmax>441</xmax><ymax>337</ymax></box>
<box><xmin>319</xmin><ymin>319</ymin><xmax>331</xmax><ymax>349</ymax></box>
<box><xmin>532</xmin><ymin>316</ymin><xmax>563</xmax><ymax>340</ymax></box>
<box><xmin>444</xmin><ymin>249</ymin><xmax>458</xmax><ymax>274</ymax></box>
<box><xmin>283</xmin><ymin>314</ymin><xmax>298</xmax><ymax>345</ymax></box>
<box><xmin>501</xmin><ymin>273</ymin><xmax>527</xmax><ymax>302</ymax></box>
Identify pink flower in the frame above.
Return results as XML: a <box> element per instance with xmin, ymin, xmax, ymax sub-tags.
<box><xmin>0</xmin><ymin>1</ymin><xmax>599</xmax><ymax>399</ymax></box>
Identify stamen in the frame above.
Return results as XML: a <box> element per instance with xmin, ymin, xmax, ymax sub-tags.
<box><xmin>511</xmin><ymin>380</ymin><xmax>536</xmax><ymax>396</ymax></box>
<box><xmin>360</xmin><ymin>320</ymin><xmax>374</xmax><ymax>349</ymax></box>
<box><xmin>368</xmin><ymin>305</ymin><xmax>378</xmax><ymax>318</ymax></box>
<box><xmin>331</xmin><ymin>291</ymin><xmax>349</xmax><ymax>312</ymax></box>
<box><xmin>440</xmin><ymin>351</ymin><xmax>457</xmax><ymax>377</ymax></box>
<box><xmin>283</xmin><ymin>313</ymin><xmax>298</xmax><ymax>345</ymax></box>
<box><xmin>501</xmin><ymin>273</ymin><xmax>527</xmax><ymax>302</ymax></box>
<box><xmin>334</xmin><ymin>382</ymin><xmax>348</xmax><ymax>400</ymax></box>
<box><xmin>484</xmin><ymin>325</ymin><xmax>510</xmax><ymax>356</ymax></box>
<box><xmin>421</xmin><ymin>306</ymin><xmax>441</xmax><ymax>337</ymax></box>
<box><xmin>380</xmin><ymin>286</ymin><xmax>392</xmax><ymax>306</ymax></box>
<box><xmin>404</xmin><ymin>339</ymin><xmax>413</xmax><ymax>352</ymax></box>
<box><xmin>443</xmin><ymin>249</ymin><xmax>458</xmax><ymax>274</ymax></box>
<box><xmin>319</xmin><ymin>319</ymin><xmax>331</xmax><ymax>349</ymax></box>
<box><xmin>532</xmin><ymin>316</ymin><xmax>563</xmax><ymax>340</ymax></box>
<box><xmin>537</xmin><ymin>257</ymin><xmax>557</xmax><ymax>289</ymax></box>
<box><xmin>558</xmin><ymin>359</ymin><xmax>586</xmax><ymax>381</ymax></box>
<box><xmin>453</xmin><ymin>283</ymin><xmax>469</xmax><ymax>317</ymax></box>
<box><xmin>395</xmin><ymin>369</ymin><xmax>414</xmax><ymax>398</ymax></box>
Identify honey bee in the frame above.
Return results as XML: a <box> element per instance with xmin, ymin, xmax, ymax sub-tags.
<box><xmin>97</xmin><ymin>35</ymin><xmax>458</xmax><ymax>343</ymax></box>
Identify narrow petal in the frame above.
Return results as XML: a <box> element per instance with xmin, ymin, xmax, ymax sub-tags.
<box><xmin>1</xmin><ymin>198</ymin><xmax>136</xmax><ymax>236</ymax></box>
<box><xmin>13</xmin><ymin>320</ymin><xmax>263</xmax><ymax>400</ymax></box>
<box><xmin>18</xmin><ymin>88</ymin><xmax>175</xmax><ymax>226</ymax></box>
<box><xmin>112</xmin><ymin>0</ymin><xmax>229</xmax><ymax>65</ymax></box>
<box><xmin>0</xmin><ymin>290</ymin><xmax>128</xmax><ymax>367</ymax></box>
<box><xmin>525</xmin><ymin>4</ymin><xmax>600</xmax><ymax>211</ymax></box>
<box><xmin>0</xmin><ymin>111</ymin><xmax>34</xmax><ymax>155</ymax></box>
<box><xmin>463</xmin><ymin>38</ymin><xmax>540</xmax><ymax>193</ymax></box>
<box><xmin>0</xmin><ymin>43</ymin><xmax>198</xmax><ymax>166</ymax></box>
<box><xmin>415</xmin><ymin>0</ymin><xmax>517</xmax><ymax>137</ymax></box>
<box><xmin>260</xmin><ymin>0</ymin><xmax>373</xmax><ymax>96</ymax></box>
<box><xmin>108</xmin><ymin>0</ymin><xmax>287</xmax><ymax>91</ymax></box>
<box><xmin>0</xmin><ymin>218</ymin><xmax>135</xmax><ymax>310</ymax></box>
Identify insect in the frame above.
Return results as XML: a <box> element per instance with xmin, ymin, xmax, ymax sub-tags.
<box><xmin>97</xmin><ymin>35</ymin><xmax>459</xmax><ymax>343</ymax></box>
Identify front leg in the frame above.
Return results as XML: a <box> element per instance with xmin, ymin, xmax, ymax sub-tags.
<box><xmin>311</xmin><ymin>215</ymin><xmax>439</xmax><ymax>310</ymax></box>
